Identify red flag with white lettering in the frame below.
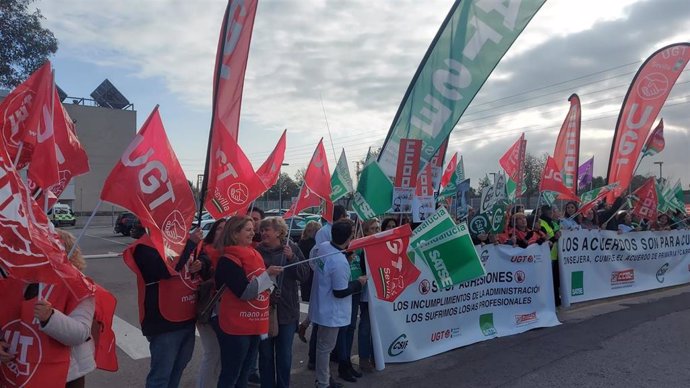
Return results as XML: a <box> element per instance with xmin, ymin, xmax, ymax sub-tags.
<box><xmin>25</xmin><ymin>70</ymin><xmax>60</xmax><ymax>190</ymax></box>
<box><xmin>499</xmin><ymin>133</ymin><xmax>526</xmax><ymax>193</ymax></box>
<box><xmin>349</xmin><ymin>224</ymin><xmax>419</xmax><ymax>302</ymax></box>
<box><xmin>415</xmin><ymin>163</ymin><xmax>433</xmax><ymax>197</ymax></box>
<box><xmin>0</xmin><ymin>62</ymin><xmax>52</xmax><ymax>169</ymax></box>
<box><xmin>255</xmin><ymin>129</ymin><xmax>287</xmax><ymax>188</ymax></box>
<box><xmin>552</xmin><ymin>94</ymin><xmax>581</xmax><ymax>195</ymax></box>
<box><xmin>631</xmin><ymin>177</ymin><xmax>658</xmax><ymax>222</ymax></box>
<box><xmin>0</xmin><ymin>140</ymin><xmax>94</xmax><ymax>301</ymax></box>
<box><xmin>34</xmin><ymin>89</ymin><xmax>90</xmax><ymax>203</ymax></box>
<box><xmin>204</xmin><ymin>123</ymin><xmax>267</xmax><ymax>219</ymax></box>
<box><xmin>540</xmin><ymin>156</ymin><xmax>579</xmax><ymax>201</ymax></box>
<box><xmin>284</xmin><ymin>139</ymin><xmax>332</xmax><ymax>222</ymax></box>
<box><xmin>440</xmin><ymin>152</ymin><xmax>457</xmax><ymax>188</ymax></box>
<box><xmin>100</xmin><ymin>107</ymin><xmax>196</xmax><ymax>263</ymax></box>
<box><xmin>211</xmin><ymin>0</ymin><xmax>259</xmax><ymax>140</ymax></box>
<box><xmin>607</xmin><ymin>43</ymin><xmax>690</xmax><ymax>198</ymax></box>
<box><xmin>394</xmin><ymin>139</ymin><xmax>422</xmax><ymax>188</ymax></box>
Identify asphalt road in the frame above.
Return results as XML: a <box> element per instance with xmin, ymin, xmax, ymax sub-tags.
<box><xmin>72</xmin><ymin>225</ymin><xmax>690</xmax><ymax>388</ymax></box>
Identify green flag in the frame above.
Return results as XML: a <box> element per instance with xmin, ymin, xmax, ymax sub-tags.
<box><xmin>542</xmin><ymin>191</ymin><xmax>558</xmax><ymax>206</ymax></box>
<box><xmin>330</xmin><ymin>149</ymin><xmax>354</xmax><ymax>201</ymax></box>
<box><xmin>413</xmin><ymin>222</ymin><xmax>486</xmax><ymax>287</ymax></box>
<box><xmin>506</xmin><ymin>177</ymin><xmax>526</xmax><ymax>201</ymax></box>
<box><xmin>352</xmin><ymin>160</ymin><xmax>393</xmax><ymax>220</ymax></box>
<box><xmin>409</xmin><ymin>207</ymin><xmax>456</xmax><ymax>262</ymax></box>
<box><xmin>377</xmin><ymin>0</ymin><xmax>546</xmax><ymax>177</ymax></box>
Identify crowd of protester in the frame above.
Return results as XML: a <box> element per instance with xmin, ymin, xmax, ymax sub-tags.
<box><xmin>6</xmin><ymin>197</ymin><xmax>688</xmax><ymax>388</ymax></box>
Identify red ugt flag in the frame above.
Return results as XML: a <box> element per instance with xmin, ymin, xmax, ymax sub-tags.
<box><xmin>35</xmin><ymin>89</ymin><xmax>90</xmax><ymax>207</ymax></box>
<box><xmin>25</xmin><ymin>69</ymin><xmax>60</xmax><ymax>190</ymax></box>
<box><xmin>440</xmin><ymin>152</ymin><xmax>457</xmax><ymax>188</ymax></box>
<box><xmin>256</xmin><ymin>129</ymin><xmax>287</xmax><ymax>188</ymax></box>
<box><xmin>631</xmin><ymin>177</ymin><xmax>658</xmax><ymax>222</ymax></box>
<box><xmin>204</xmin><ymin>123</ymin><xmax>267</xmax><ymax>219</ymax></box>
<box><xmin>0</xmin><ymin>139</ymin><xmax>94</xmax><ymax>300</ymax></box>
<box><xmin>642</xmin><ymin>119</ymin><xmax>665</xmax><ymax>157</ymax></box>
<box><xmin>540</xmin><ymin>156</ymin><xmax>579</xmax><ymax>202</ymax></box>
<box><xmin>349</xmin><ymin>224</ymin><xmax>420</xmax><ymax>302</ymax></box>
<box><xmin>284</xmin><ymin>139</ymin><xmax>332</xmax><ymax>222</ymax></box>
<box><xmin>499</xmin><ymin>133</ymin><xmax>526</xmax><ymax>192</ymax></box>
<box><xmin>552</xmin><ymin>94</ymin><xmax>581</xmax><ymax>194</ymax></box>
<box><xmin>101</xmin><ymin>107</ymin><xmax>196</xmax><ymax>263</ymax></box>
<box><xmin>0</xmin><ymin>61</ymin><xmax>52</xmax><ymax>169</ymax></box>
<box><xmin>211</xmin><ymin>0</ymin><xmax>259</xmax><ymax>140</ymax></box>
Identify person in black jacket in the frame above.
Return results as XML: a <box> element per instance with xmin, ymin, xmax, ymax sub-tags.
<box><xmin>297</xmin><ymin>221</ymin><xmax>322</xmax><ymax>343</ymax></box>
<box><xmin>127</xmin><ymin>223</ymin><xmax>204</xmax><ymax>388</ymax></box>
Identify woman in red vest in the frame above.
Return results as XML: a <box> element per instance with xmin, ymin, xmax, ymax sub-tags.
<box><xmin>0</xmin><ymin>230</ymin><xmax>96</xmax><ymax>388</ymax></box>
<box><xmin>213</xmin><ymin>216</ymin><xmax>282</xmax><ymax>388</ymax></box>
<box><xmin>196</xmin><ymin>218</ymin><xmax>226</xmax><ymax>388</ymax></box>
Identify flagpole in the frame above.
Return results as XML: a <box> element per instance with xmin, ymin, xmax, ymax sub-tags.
<box><xmin>531</xmin><ymin>193</ymin><xmax>542</xmax><ymax>230</ymax></box>
<box><xmin>602</xmin><ymin>198</ymin><xmax>629</xmax><ymax>228</ymax></box>
<box><xmin>319</xmin><ymin>93</ymin><xmax>338</xmax><ymax>163</ymax></box>
<box><xmin>13</xmin><ymin>142</ymin><xmax>24</xmax><ymax>167</ymax></box>
<box><xmin>70</xmin><ymin>199</ymin><xmax>102</xmax><ymax>258</ymax></box>
<box><xmin>44</xmin><ymin>69</ymin><xmax>57</xmax><ymax>214</ymax></box>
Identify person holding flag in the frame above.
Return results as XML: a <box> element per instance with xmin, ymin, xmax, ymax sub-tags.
<box><xmin>560</xmin><ymin>201</ymin><xmax>582</xmax><ymax>231</ymax></box>
<box><xmin>309</xmin><ymin>219</ymin><xmax>367</xmax><ymax>388</ymax></box>
<box><xmin>538</xmin><ymin>205</ymin><xmax>561</xmax><ymax>306</ymax></box>
<box><xmin>213</xmin><ymin>216</ymin><xmax>283</xmax><ymax>388</ymax></box>
<box><xmin>123</xmin><ymin>223</ymin><xmax>204</xmax><ymax>388</ymax></box>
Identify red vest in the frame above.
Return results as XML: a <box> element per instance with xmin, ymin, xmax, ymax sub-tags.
<box><xmin>123</xmin><ymin>236</ymin><xmax>198</xmax><ymax>324</ymax></box>
<box><xmin>92</xmin><ymin>284</ymin><xmax>118</xmax><ymax>372</ymax></box>
<box><xmin>217</xmin><ymin>246</ymin><xmax>270</xmax><ymax>335</ymax></box>
<box><xmin>0</xmin><ymin>278</ymin><xmax>77</xmax><ymax>388</ymax></box>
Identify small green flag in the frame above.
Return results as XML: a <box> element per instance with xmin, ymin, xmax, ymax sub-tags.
<box><xmin>409</xmin><ymin>208</ymin><xmax>485</xmax><ymax>284</ymax></box>
<box><xmin>330</xmin><ymin>149</ymin><xmax>354</xmax><ymax>201</ymax></box>
<box><xmin>352</xmin><ymin>161</ymin><xmax>393</xmax><ymax>220</ymax></box>
<box><xmin>542</xmin><ymin>191</ymin><xmax>558</xmax><ymax>206</ymax></box>
<box><xmin>413</xmin><ymin>222</ymin><xmax>485</xmax><ymax>287</ymax></box>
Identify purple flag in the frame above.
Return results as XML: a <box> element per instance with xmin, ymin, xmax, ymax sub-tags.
<box><xmin>578</xmin><ymin>157</ymin><xmax>594</xmax><ymax>191</ymax></box>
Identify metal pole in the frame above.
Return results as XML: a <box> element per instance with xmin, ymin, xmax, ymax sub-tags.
<box><xmin>70</xmin><ymin>199</ymin><xmax>102</xmax><ymax>257</ymax></box>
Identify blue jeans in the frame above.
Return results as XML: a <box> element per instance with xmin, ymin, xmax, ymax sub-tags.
<box><xmin>358</xmin><ymin>302</ymin><xmax>372</xmax><ymax>361</ymax></box>
<box><xmin>213</xmin><ymin>318</ymin><xmax>260</xmax><ymax>388</ymax></box>
<box><xmin>259</xmin><ymin>322</ymin><xmax>297</xmax><ymax>388</ymax></box>
<box><xmin>145</xmin><ymin>325</ymin><xmax>195</xmax><ymax>388</ymax></box>
<box><xmin>337</xmin><ymin>298</ymin><xmax>359</xmax><ymax>362</ymax></box>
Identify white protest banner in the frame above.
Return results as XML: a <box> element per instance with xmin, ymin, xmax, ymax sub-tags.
<box><xmin>369</xmin><ymin>243</ymin><xmax>559</xmax><ymax>364</ymax></box>
<box><xmin>558</xmin><ymin>229</ymin><xmax>690</xmax><ymax>306</ymax></box>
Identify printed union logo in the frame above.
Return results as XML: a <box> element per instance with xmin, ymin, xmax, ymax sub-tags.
<box><xmin>480</xmin><ymin>250</ymin><xmax>490</xmax><ymax>264</ymax></box>
<box><xmin>514</xmin><ymin>270</ymin><xmax>526</xmax><ymax>283</ymax></box>
<box><xmin>636</xmin><ymin>72</ymin><xmax>669</xmax><ymax>100</ymax></box>
<box><xmin>246</xmin><ymin>268</ymin><xmax>270</xmax><ymax>310</ymax></box>
<box><xmin>571</xmin><ymin>271</ymin><xmax>584</xmax><ymax>296</ymax></box>
<box><xmin>430</xmin><ymin>328</ymin><xmax>460</xmax><ymax>342</ymax></box>
<box><xmin>162</xmin><ymin>210</ymin><xmax>187</xmax><ymax>245</ymax></box>
<box><xmin>515</xmin><ymin>312</ymin><xmax>538</xmax><ymax>326</ymax></box>
<box><xmin>610</xmin><ymin>269</ymin><xmax>635</xmax><ymax>288</ymax></box>
<box><xmin>418</xmin><ymin>279</ymin><xmax>431</xmax><ymax>295</ymax></box>
<box><xmin>1</xmin><ymin>320</ymin><xmax>43</xmax><ymax>387</ymax></box>
<box><xmin>227</xmin><ymin>182</ymin><xmax>249</xmax><ymax>205</ymax></box>
<box><xmin>388</xmin><ymin>334</ymin><xmax>408</xmax><ymax>357</ymax></box>
<box><xmin>656</xmin><ymin>263</ymin><xmax>670</xmax><ymax>283</ymax></box>
<box><xmin>479</xmin><ymin>313</ymin><xmax>496</xmax><ymax>336</ymax></box>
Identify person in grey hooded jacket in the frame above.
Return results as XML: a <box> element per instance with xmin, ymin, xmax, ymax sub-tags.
<box><xmin>256</xmin><ymin>217</ymin><xmax>310</xmax><ymax>388</ymax></box>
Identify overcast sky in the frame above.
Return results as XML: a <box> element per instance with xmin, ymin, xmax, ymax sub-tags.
<box><xmin>35</xmin><ymin>0</ymin><xmax>690</xmax><ymax>188</ymax></box>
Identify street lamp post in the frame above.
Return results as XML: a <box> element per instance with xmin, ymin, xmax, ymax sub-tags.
<box><xmin>277</xmin><ymin>163</ymin><xmax>290</xmax><ymax>211</ymax></box>
<box><xmin>654</xmin><ymin>161</ymin><xmax>663</xmax><ymax>181</ymax></box>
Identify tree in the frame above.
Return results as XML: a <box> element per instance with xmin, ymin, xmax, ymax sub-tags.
<box><xmin>0</xmin><ymin>0</ymin><xmax>57</xmax><ymax>88</ymax></box>
<box><xmin>354</xmin><ymin>147</ymin><xmax>381</xmax><ymax>181</ymax></box>
<box><xmin>523</xmin><ymin>152</ymin><xmax>547</xmax><ymax>200</ymax></box>
<box><xmin>259</xmin><ymin>172</ymin><xmax>299</xmax><ymax>206</ymax></box>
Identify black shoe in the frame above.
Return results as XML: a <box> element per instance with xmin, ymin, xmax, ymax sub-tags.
<box><xmin>248</xmin><ymin>372</ymin><xmax>260</xmax><ymax>385</ymax></box>
<box><xmin>315</xmin><ymin>380</ymin><xmax>343</xmax><ymax>388</ymax></box>
<box><xmin>338</xmin><ymin>362</ymin><xmax>357</xmax><ymax>382</ymax></box>
<box><xmin>349</xmin><ymin>364</ymin><xmax>363</xmax><ymax>378</ymax></box>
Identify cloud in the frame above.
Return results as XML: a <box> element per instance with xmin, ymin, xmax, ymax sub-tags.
<box><xmin>36</xmin><ymin>0</ymin><xmax>690</xmax><ymax>184</ymax></box>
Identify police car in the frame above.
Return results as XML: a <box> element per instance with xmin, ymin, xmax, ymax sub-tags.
<box><xmin>48</xmin><ymin>204</ymin><xmax>76</xmax><ymax>227</ymax></box>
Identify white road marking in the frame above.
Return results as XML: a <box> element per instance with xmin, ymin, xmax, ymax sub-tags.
<box><xmin>300</xmin><ymin>302</ymin><xmax>309</xmax><ymax>314</ymax></box>
<box><xmin>86</xmin><ymin>233</ymin><xmax>131</xmax><ymax>246</ymax></box>
<box><xmin>112</xmin><ymin>315</ymin><xmax>200</xmax><ymax>360</ymax></box>
<box><xmin>84</xmin><ymin>252</ymin><xmax>121</xmax><ymax>259</ymax></box>
<box><xmin>112</xmin><ymin>315</ymin><xmax>150</xmax><ymax>360</ymax></box>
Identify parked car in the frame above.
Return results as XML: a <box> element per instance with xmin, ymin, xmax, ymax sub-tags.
<box><xmin>192</xmin><ymin>219</ymin><xmax>217</xmax><ymax>239</ymax></box>
<box><xmin>114</xmin><ymin>212</ymin><xmax>138</xmax><ymax>236</ymax></box>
